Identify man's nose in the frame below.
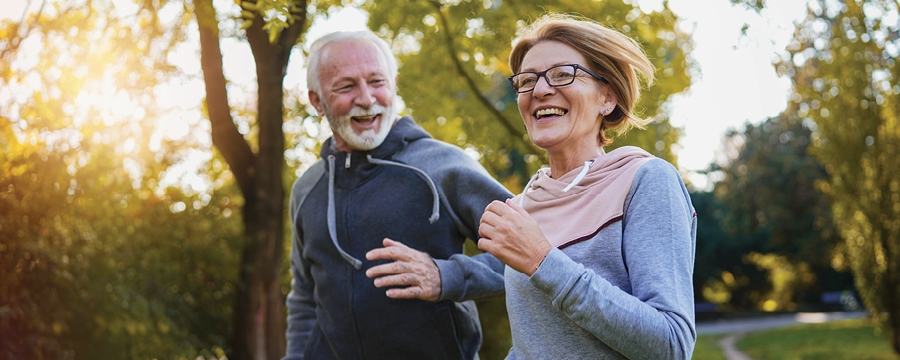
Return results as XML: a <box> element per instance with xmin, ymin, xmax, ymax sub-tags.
<box><xmin>355</xmin><ymin>85</ymin><xmax>376</xmax><ymax>108</ymax></box>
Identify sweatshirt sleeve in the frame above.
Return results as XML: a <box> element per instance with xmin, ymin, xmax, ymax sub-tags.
<box><xmin>283</xmin><ymin>180</ymin><xmax>319</xmax><ymax>360</ymax></box>
<box><xmin>435</xmin><ymin>252</ymin><xmax>506</xmax><ymax>301</ymax></box>
<box><xmin>529</xmin><ymin>159</ymin><xmax>697</xmax><ymax>359</ymax></box>
<box><xmin>433</xmin><ymin>149</ymin><xmax>513</xmax><ymax>302</ymax></box>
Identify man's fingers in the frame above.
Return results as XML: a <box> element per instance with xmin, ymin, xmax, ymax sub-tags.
<box><xmin>382</xmin><ymin>237</ymin><xmax>411</xmax><ymax>249</ymax></box>
<box><xmin>383</xmin><ymin>283</ymin><xmax>440</xmax><ymax>301</ymax></box>
<box><xmin>366</xmin><ymin>260</ymin><xmax>405</xmax><ymax>278</ymax></box>
<box><xmin>372</xmin><ymin>273</ymin><xmax>439</xmax><ymax>300</ymax></box>
<box><xmin>372</xmin><ymin>273</ymin><xmax>416</xmax><ymax>288</ymax></box>
<box><xmin>367</xmin><ymin>243</ymin><xmax>408</xmax><ymax>261</ymax></box>
<box><xmin>385</xmin><ymin>286</ymin><xmax>423</xmax><ymax>299</ymax></box>
<box><xmin>367</xmin><ymin>238</ymin><xmax>424</xmax><ymax>262</ymax></box>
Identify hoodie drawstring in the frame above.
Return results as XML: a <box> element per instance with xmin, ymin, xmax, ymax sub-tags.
<box><xmin>367</xmin><ymin>155</ymin><xmax>440</xmax><ymax>224</ymax></box>
<box><xmin>325</xmin><ymin>154</ymin><xmax>442</xmax><ymax>270</ymax></box>
<box><xmin>519</xmin><ymin>170</ymin><xmax>540</xmax><ymax>208</ymax></box>
<box><xmin>519</xmin><ymin>160</ymin><xmax>595</xmax><ymax>207</ymax></box>
<box><xmin>327</xmin><ymin>155</ymin><xmax>363</xmax><ymax>270</ymax></box>
<box><xmin>562</xmin><ymin>160</ymin><xmax>594</xmax><ymax>193</ymax></box>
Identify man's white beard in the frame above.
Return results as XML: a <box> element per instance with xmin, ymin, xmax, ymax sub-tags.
<box><xmin>325</xmin><ymin>103</ymin><xmax>395</xmax><ymax>151</ymax></box>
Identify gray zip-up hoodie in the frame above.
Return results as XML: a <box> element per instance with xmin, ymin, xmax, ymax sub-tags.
<box><xmin>284</xmin><ymin>116</ymin><xmax>511</xmax><ymax>360</ymax></box>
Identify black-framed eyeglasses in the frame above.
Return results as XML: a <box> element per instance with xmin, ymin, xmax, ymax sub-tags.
<box><xmin>508</xmin><ymin>64</ymin><xmax>609</xmax><ymax>93</ymax></box>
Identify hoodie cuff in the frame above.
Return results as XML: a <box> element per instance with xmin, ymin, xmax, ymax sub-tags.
<box><xmin>530</xmin><ymin>248</ymin><xmax>582</xmax><ymax>298</ymax></box>
<box><xmin>435</xmin><ymin>258</ymin><xmax>464</xmax><ymax>301</ymax></box>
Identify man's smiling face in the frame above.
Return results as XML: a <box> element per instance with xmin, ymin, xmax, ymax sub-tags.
<box><xmin>310</xmin><ymin>38</ymin><xmax>397</xmax><ymax>151</ymax></box>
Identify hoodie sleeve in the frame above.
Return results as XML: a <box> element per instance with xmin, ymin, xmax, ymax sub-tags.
<box><xmin>430</xmin><ymin>145</ymin><xmax>513</xmax><ymax>302</ymax></box>
<box><xmin>283</xmin><ymin>167</ymin><xmax>323</xmax><ymax>360</ymax></box>
<box><xmin>435</xmin><ymin>252</ymin><xmax>507</xmax><ymax>301</ymax></box>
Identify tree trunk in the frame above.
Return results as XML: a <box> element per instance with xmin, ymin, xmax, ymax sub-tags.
<box><xmin>194</xmin><ymin>0</ymin><xmax>306</xmax><ymax>358</ymax></box>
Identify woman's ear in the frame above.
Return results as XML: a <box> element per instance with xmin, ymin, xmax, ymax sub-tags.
<box><xmin>600</xmin><ymin>86</ymin><xmax>618</xmax><ymax>117</ymax></box>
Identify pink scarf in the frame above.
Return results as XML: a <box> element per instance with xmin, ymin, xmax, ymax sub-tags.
<box><xmin>513</xmin><ymin>146</ymin><xmax>654</xmax><ymax>249</ymax></box>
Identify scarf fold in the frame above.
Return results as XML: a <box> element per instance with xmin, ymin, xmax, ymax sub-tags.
<box><xmin>513</xmin><ymin>146</ymin><xmax>654</xmax><ymax>249</ymax></box>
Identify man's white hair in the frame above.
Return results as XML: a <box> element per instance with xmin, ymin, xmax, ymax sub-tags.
<box><xmin>306</xmin><ymin>30</ymin><xmax>399</xmax><ymax>96</ymax></box>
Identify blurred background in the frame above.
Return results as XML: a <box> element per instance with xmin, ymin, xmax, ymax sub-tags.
<box><xmin>1</xmin><ymin>0</ymin><xmax>898</xmax><ymax>358</ymax></box>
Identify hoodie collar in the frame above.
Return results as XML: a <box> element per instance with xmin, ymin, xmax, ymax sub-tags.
<box><xmin>320</xmin><ymin>116</ymin><xmax>431</xmax><ymax>162</ymax></box>
<box><xmin>514</xmin><ymin>146</ymin><xmax>653</xmax><ymax>249</ymax></box>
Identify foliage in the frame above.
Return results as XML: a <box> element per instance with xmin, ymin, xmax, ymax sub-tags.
<box><xmin>728</xmin><ymin>0</ymin><xmax>766</xmax><ymax>12</ymax></box>
<box><xmin>774</xmin><ymin>0</ymin><xmax>900</xmax><ymax>353</ymax></box>
<box><xmin>0</xmin><ymin>1</ymin><xmax>244</xmax><ymax>358</ymax></box>
<box><xmin>0</xmin><ymin>114</ymin><xmax>244</xmax><ymax>359</ymax></box>
<box><xmin>737</xmin><ymin>318</ymin><xmax>897</xmax><ymax>360</ymax></box>
<box><xmin>715</xmin><ymin>116</ymin><xmax>836</xmax><ymax>268</ymax></box>
<box><xmin>700</xmin><ymin>114</ymin><xmax>850</xmax><ymax>311</ymax></box>
<box><xmin>363</xmin><ymin>0</ymin><xmax>694</xmax><ymax>192</ymax></box>
<box><xmin>2</xmin><ymin>0</ymin><xmax>697</xmax><ymax>358</ymax></box>
<box><xmin>691</xmin><ymin>189</ymin><xmax>747</xmax><ymax>306</ymax></box>
<box><xmin>692</xmin><ymin>113</ymin><xmax>852</xmax><ymax>312</ymax></box>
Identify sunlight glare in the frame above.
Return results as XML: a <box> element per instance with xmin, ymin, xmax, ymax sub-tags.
<box><xmin>158</xmin><ymin>149</ymin><xmax>214</xmax><ymax>194</ymax></box>
<box><xmin>111</xmin><ymin>0</ymin><xmax>139</xmax><ymax>17</ymax></box>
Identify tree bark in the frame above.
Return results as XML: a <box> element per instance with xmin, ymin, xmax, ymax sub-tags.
<box><xmin>195</xmin><ymin>0</ymin><xmax>307</xmax><ymax>358</ymax></box>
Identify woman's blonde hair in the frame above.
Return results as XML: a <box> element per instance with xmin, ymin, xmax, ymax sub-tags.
<box><xmin>509</xmin><ymin>14</ymin><xmax>655</xmax><ymax>146</ymax></box>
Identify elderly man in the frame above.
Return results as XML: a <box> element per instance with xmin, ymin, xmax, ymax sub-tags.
<box><xmin>284</xmin><ymin>30</ymin><xmax>510</xmax><ymax>360</ymax></box>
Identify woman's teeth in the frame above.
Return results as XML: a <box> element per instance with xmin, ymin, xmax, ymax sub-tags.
<box><xmin>535</xmin><ymin>108</ymin><xmax>567</xmax><ymax>119</ymax></box>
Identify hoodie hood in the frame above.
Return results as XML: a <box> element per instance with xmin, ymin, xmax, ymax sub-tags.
<box><xmin>513</xmin><ymin>146</ymin><xmax>653</xmax><ymax>249</ymax></box>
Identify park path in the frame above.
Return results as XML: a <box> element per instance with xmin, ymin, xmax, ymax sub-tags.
<box><xmin>695</xmin><ymin>311</ymin><xmax>866</xmax><ymax>360</ymax></box>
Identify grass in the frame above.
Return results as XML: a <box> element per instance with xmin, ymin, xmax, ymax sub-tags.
<box><xmin>734</xmin><ymin>318</ymin><xmax>898</xmax><ymax>360</ymax></box>
<box><xmin>692</xmin><ymin>318</ymin><xmax>898</xmax><ymax>360</ymax></box>
<box><xmin>692</xmin><ymin>334</ymin><xmax>727</xmax><ymax>360</ymax></box>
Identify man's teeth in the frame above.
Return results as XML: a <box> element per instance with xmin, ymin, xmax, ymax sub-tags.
<box><xmin>535</xmin><ymin>108</ymin><xmax>567</xmax><ymax>118</ymax></box>
<box><xmin>352</xmin><ymin>115</ymin><xmax>378</xmax><ymax>123</ymax></box>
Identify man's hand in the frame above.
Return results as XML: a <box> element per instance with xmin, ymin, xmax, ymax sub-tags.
<box><xmin>365</xmin><ymin>238</ymin><xmax>442</xmax><ymax>301</ymax></box>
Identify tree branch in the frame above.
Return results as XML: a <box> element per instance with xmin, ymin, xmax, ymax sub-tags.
<box><xmin>196</xmin><ymin>0</ymin><xmax>255</xmax><ymax>196</ymax></box>
<box><xmin>278</xmin><ymin>0</ymin><xmax>308</xmax><ymax>62</ymax></box>
<box><xmin>428</xmin><ymin>1</ymin><xmax>542</xmax><ymax>155</ymax></box>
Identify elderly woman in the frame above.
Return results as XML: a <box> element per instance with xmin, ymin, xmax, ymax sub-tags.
<box><xmin>478</xmin><ymin>15</ymin><xmax>697</xmax><ymax>359</ymax></box>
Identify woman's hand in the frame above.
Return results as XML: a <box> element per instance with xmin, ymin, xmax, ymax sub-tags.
<box><xmin>478</xmin><ymin>199</ymin><xmax>553</xmax><ymax>276</ymax></box>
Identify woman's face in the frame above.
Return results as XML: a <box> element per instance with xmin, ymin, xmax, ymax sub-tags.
<box><xmin>516</xmin><ymin>41</ymin><xmax>616</xmax><ymax>154</ymax></box>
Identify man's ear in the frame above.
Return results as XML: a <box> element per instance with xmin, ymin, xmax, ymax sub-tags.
<box><xmin>309</xmin><ymin>90</ymin><xmax>325</xmax><ymax>116</ymax></box>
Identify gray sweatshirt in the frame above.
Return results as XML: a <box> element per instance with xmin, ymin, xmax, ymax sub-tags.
<box><xmin>505</xmin><ymin>158</ymin><xmax>697</xmax><ymax>359</ymax></box>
